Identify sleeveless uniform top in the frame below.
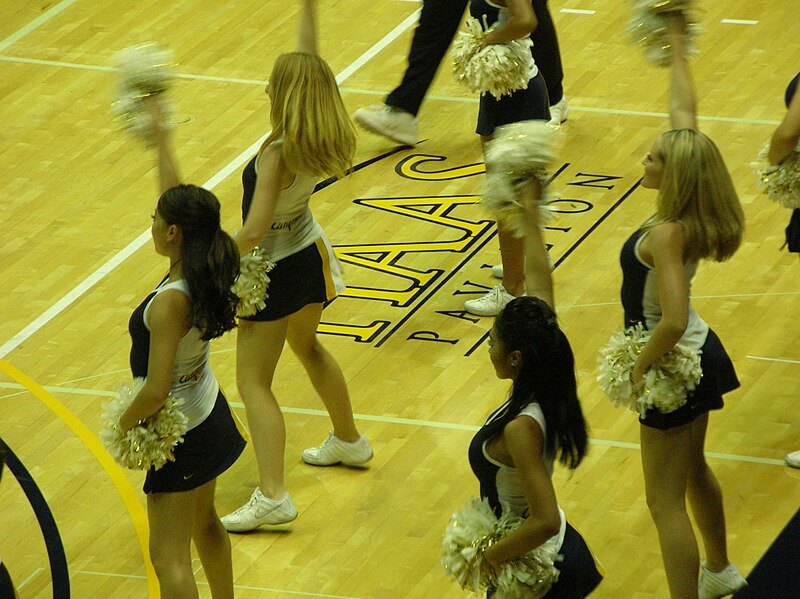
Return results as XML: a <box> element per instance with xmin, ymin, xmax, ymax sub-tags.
<box><xmin>470</xmin><ymin>0</ymin><xmax>538</xmax><ymax>80</ymax></box>
<box><xmin>469</xmin><ymin>400</ymin><xmax>567</xmax><ymax>552</ymax></box>
<box><xmin>241</xmin><ymin>141</ymin><xmax>323</xmax><ymax>262</ymax></box>
<box><xmin>128</xmin><ymin>279</ymin><xmax>219</xmax><ymax>429</ymax></box>
<box><xmin>620</xmin><ymin>229</ymin><xmax>709</xmax><ymax>350</ymax></box>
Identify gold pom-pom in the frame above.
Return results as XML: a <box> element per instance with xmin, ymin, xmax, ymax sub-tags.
<box><xmin>752</xmin><ymin>142</ymin><xmax>800</xmax><ymax>209</ymax></box>
<box><xmin>451</xmin><ymin>17</ymin><xmax>536</xmax><ymax>99</ymax></box>
<box><xmin>111</xmin><ymin>43</ymin><xmax>176</xmax><ymax>145</ymax></box>
<box><xmin>483</xmin><ymin>121</ymin><xmax>560</xmax><ymax>237</ymax></box>
<box><xmin>232</xmin><ymin>246</ymin><xmax>276</xmax><ymax>317</ymax></box>
<box><xmin>597</xmin><ymin>323</ymin><xmax>703</xmax><ymax>417</ymax></box>
<box><xmin>628</xmin><ymin>1</ymin><xmax>701</xmax><ymax>66</ymax></box>
<box><xmin>442</xmin><ymin>497</ymin><xmax>561</xmax><ymax>598</ymax></box>
<box><xmin>100</xmin><ymin>378</ymin><xmax>189</xmax><ymax>470</ymax></box>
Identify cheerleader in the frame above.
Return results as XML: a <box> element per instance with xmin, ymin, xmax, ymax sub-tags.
<box><xmin>618</xmin><ymin>13</ymin><xmax>745</xmax><ymax>599</ymax></box>
<box><xmin>120</xmin><ymin>99</ymin><xmax>245</xmax><ymax>597</ymax></box>
<box><xmin>220</xmin><ymin>0</ymin><xmax>373</xmax><ymax>532</ymax></box>
<box><xmin>462</xmin><ymin>0</ymin><xmax>554</xmax><ymax>318</ymax></box>
<box><xmin>764</xmin><ymin>72</ymin><xmax>800</xmax><ymax>468</ymax></box>
<box><xmin>470</xmin><ymin>290</ymin><xmax>602</xmax><ymax>597</ymax></box>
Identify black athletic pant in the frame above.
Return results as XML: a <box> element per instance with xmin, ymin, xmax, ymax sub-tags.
<box><xmin>386</xmin><ymin>0</ymin><xmax>564</xmax><ymax>116</ymax></box>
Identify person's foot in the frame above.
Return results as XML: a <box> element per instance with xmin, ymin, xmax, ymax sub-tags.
<box><xmin>785</xmin><ymin>449</ymin><xmax>800</xmax><ymax>468</ymax></box>
<box><xmin>220</xmin><ymin>489</ymin><xmax>298</xmax><ymax>532</ymax></box>
<box><xmin>302</xmin><ymin>432</ymin><xmax>374</xmax><ymax>466</ymax></box>
<box><xmin>491</xmin><ymin>264</ymin><xmax>504</xmax><ymax>279</ymax></box>
<box><xmin>353</xmin><ymin>104</ymin><xmax>418</xmax><ymax>146</ymax></box>
<box><xmin>548</xmin><ymin>96</ymin><xmax>569</xmax><ymax>127</ymax></box>
<box><xmin>463</xmin><ymin>285</ymin><xmax>518</xmax><ymax>317</ymax></box>
<box><xmin>698</xmin><ymin>562</ymin><xmax>747</xmax><ymax>599</ymax></box>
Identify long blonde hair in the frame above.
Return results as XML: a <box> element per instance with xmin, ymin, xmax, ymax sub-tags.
<box><xmin>261</xmin><ymin>52</ymin><xmax>356</xmax><ymax>178</ymax></box>
<box><xmin>646</xmin><ymin>129</ymin><xmax>744</xmax><ymax>262</ymax></box>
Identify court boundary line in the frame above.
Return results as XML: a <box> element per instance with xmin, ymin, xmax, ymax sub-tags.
<box><xmin>0</xmin><ymin>382</ymin><xmax>787</xmax><ymax>466</ymax></box>
<box><xmin>0</xmin><ymin>54</ymin><xmax>782</xmax><ymax>127</ymax></box>
<box><xmin>0</xmin><ymin>0</ymin><xmax>79</xmax><ymax>53</ymax></box>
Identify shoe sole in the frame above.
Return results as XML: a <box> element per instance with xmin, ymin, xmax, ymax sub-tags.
<box><xmin>354</xmin><ymin>119</ymin><xmax>416</xmax><ymax>146</ymax></box>
<box><xmin>302</xmin><ymin>450</ymin><xmax>374</xmax><ymax>468</ymax></box>
<box><xmin>222</xmin><ymin>510</ymin><xmax>298</xmax><ymax>532</ymax></box>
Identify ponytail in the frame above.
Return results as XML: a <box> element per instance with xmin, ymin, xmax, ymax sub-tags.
<box><xmin>157</xmin><ymin>185</ymin><xmax>240</xmax><ymax>340</ymax></box>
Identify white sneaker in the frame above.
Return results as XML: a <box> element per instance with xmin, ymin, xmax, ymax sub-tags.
<box><xmin>220</xmin><ymin>489</ymin><xmax>298</xmax><ymax>532</ymax></box>
<box><xmin>302</xmin><ymin>432</ymin><xmax>374</xmax><ymax>466</ymax></box>
<box><xmin>786</xmin><ymin>450</ymin><xmax>800</xmax><ymax>468</ymax></box>
<box><xmin>464</xmin><ymin>285</ymin><xmax>517</xmax><ymax>317</ymax></box>
<box><xmin>353</xmin><ymin>104</ymin><xmax>418</xmax><ymax>146</ymax></box>
<box><xmin>698</xmin><ymin>563</ymin><xmax>747</xmax><ymax>599</ymax></box>
<box><xmin>548</xmin><ymin>96</ymin><xmax>569</xmax><ymax>127</ymax></box>
<box><xmin>491</xmin><ymin>264</ymin><xmax>504</xmax><ymax>279</ymax></box>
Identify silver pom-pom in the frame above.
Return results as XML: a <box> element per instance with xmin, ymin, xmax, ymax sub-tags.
<box><xmin>483</xmin><ymin>121</ymin><xmax>559</xmax><ymax>237</ymax></box>
<box><xmin>451</xmin><ymin>17</ymin><xmax>536</xmax><ymax>99</ymax></box>
<box><xmin>628</xmin><ymin>1</ymin><xmax>700</xmax><ymax>66</ymax></box>
<box><xmin>597</xmin><ymin>323</ymin><xmax>703</xmax><ymax>417</ymax></box>
<box><xmin>752</xmin><ymin>142</ymin><xmax>800</xmax><ymax>209</ymax></box>
<box><xmin>111</xmin><ymin>43</ymin><xmax>175</xmax><ymax>144</ymax></box>
<box><xmin>442</xmin><ymin>497</ymin><xmax>561</xmax><ymax>598</ymax></box>
<box><xmin>232</xmin><ymin>246</ymin><xmax>276</xmax><ymax>317</ymax></box>
<box><xmin>100</xmin><ymin>378</ymin><xmax>189</xmax><ymax>470</ymax></box>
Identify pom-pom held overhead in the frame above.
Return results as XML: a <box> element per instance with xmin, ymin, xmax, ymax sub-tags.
<box><xmin>597</xmin><ymin>323</ymin><xmax>703</xmax><ymax>417</ymax></box>
<box><xmin>442</xmin><ymin>497</ymin><xmax>561</xmax><ymax>598</ymax></box>
<box><xmin>111</xmin><ymin>43</ymin><xmax>176</xmax><ymax>145</ymax></box>
<box><xmin>483</xmin><ymin>121</ymin><xmax>559</xmax><ymax>237</ymax></box>
<box><xmin>628</xmin><ymin>0</ymin><xmax>700</xmax><ymax>66</ymax></box>
<box><xmin>100</xmin><ymin>378</ymin><xmax>189</xmax><ymax>471</ymax></box>
<box><xmin>232</xmin><ymin>246</ymin><xmax>276</xmax><ymax>317</ymax></box>
<box><xmin>451</xmin><ymin>17</ymin><xmax>536</xmax><ymax>99</ymax></box>
<box><xmin>753</xmin><ymin>142</ymin><xmax>800</xmax><ymax>209</ymax></box>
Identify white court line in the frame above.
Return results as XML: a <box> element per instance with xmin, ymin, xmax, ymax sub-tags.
<box><xmin>561</xmin><ymin>9</ymin><xmax>596</xmax><ymax>15</ymax></box>
<box><xmin>721</xmin><ymin>19</ymin><xmax>758</xmax><ymax>25</ymax></box>
<box><xmin>0</xmin><ymin>55</ymin><xmax>783</xmax><ymax>127</ymax></box>
<box><xmin>0</xmin><ymin>0</ymin><xmax>78</xmax><ymax>53</ymax></box>
<box><xmin>0</xmin><ymin>382</ymin><xmax>785</xmax><ymax>466</ymax></box>
<box><xmin>15</xmin><ymin>567</ymin><xmax>44</xmax><ymax>590</ymax></box>
<box><xmin>0</xmin><ymin>7</ymin><xmax>421</xmax><ymax>360</ymax></box>
<box><xmin>76</xmin><ymin>570</ymin><xmax>369</xmax><ymax>598</ymax></box>
<box><xmin>746</xmin><ymin>355</ymin><xmax>800</xmax><ymax>365</ymax></box>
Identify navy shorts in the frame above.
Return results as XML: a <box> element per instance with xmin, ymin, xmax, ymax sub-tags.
<box><xmin>144</xmin><ymin>391</ymin><xmax>246</xmax><ymax>494</ymax></box>
<box><xmin>477</xmin><ymin>72</ymin><xmax>550</xmax><ymax>136</ymax></box>
<box><xmin>640</xmin><ymin>328</ymin><xmax>740</xmax><ymax>430</ymax></box>
<box><xmin>487</xmin><ymin>522</ymin><xmax>604</xmax><ymax>598</ymax></box>
<box><xmin>239</xmin><ymin>237</ymin><xmax>343</xmax><ymax>322</ymax></box>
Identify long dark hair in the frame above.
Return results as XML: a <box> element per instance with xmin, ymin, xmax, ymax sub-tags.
<box><xmin>489</xmin><ymin>297</ymin><xmax>588</xmax><ymax>469</ymax></box>
<box><xmin>157</xmin><ymin>184</ymin><xmax>240</xmax><ymax>340</ymax></box>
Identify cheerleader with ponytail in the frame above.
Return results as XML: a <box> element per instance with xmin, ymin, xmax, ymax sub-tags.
<box><xmin>443</xmin><ymin>295</ymin><xmax>603</xmax><ymax>598</ymax></box>
<box><xmin>113</xmin><ymin>97</ymin><xmax>245</xmax><ymax>599</ymax></box>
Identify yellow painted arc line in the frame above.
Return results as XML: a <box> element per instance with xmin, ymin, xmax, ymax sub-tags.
<box><xmin>0</xmin><ymin>359</ymin><xmax>158</xmax><ymax>598</ymax></box>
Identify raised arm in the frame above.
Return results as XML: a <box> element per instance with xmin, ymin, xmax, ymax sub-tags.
<box><xmin>768</xmin><ymin>81</ymin><xmax>800</xmax><ymax>165</ymax></box>
<box><xmin>144</xmin><ymin>96</ymin><xmax>181</xmax><ymax>193</ymax></box>
<box><xmin>297</xmin><ymin>0</ymin><xmax>318</xmax><ymax>55</ymax></box>
<box><xmin>664</xmin><ymin>12</ymin><xmax>697</xmax><ymax>131</ymax></box>
<box><xmin>483</xmin><ymin>0</ymin><xmax>537</xmax><ymax>45</ymax></box>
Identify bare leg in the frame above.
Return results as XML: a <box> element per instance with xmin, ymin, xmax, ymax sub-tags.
<box><xmin>286</xmin><ymin>303</ymin><xmax>360</xmax><ymax>442</ymax></box>
<box><xmin>481</xmin><ymin>134</ymin><xmax>525</xmax><ymax>297</ymax></box>
<box><xmin>192</xmin><ymin>479</ymin><xmax>233</xmax><ymax>599</ymax></box>
<box><xmin>236</xmin><ymin>318</ymin><xmax>289</xmax><ymax>500</ymax></box>
<box><xmin>686</xmin><ymin>414</ymin><xmax>730</xmax><ymax>572</ymax></box>
<box><xmin>641</xmin><ymin>421</ymin><xmax>699</xmax><ymax>599</ymax></box>
<box><xmin>148</xmin><ymin>490</ymin><xmax>199</xmax><ymax>599</ymax></box>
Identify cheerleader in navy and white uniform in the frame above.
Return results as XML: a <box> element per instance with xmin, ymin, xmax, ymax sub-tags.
<box><xmin>463</xmin><ymin>0</ymin><xmax>554</xmax><ymax>319</ymax></box>
<box><xmin>469</xmin><ymin>295</ymin><xmax>603</xmax><ymax>598</ymax></box>
<box><xmin>120</xmin><ymin>99</ymin><xmax>245</xmax><ymax>598</ymax></box>
<box><xmin>618</xmin><ymin>12</ymin><xmax>745</xmax><ymax>599</ymax></box>
<box><xmin>219</xmin><ymin>0</ymin><xmax>373</xmax><ymax>533</ymax></box>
